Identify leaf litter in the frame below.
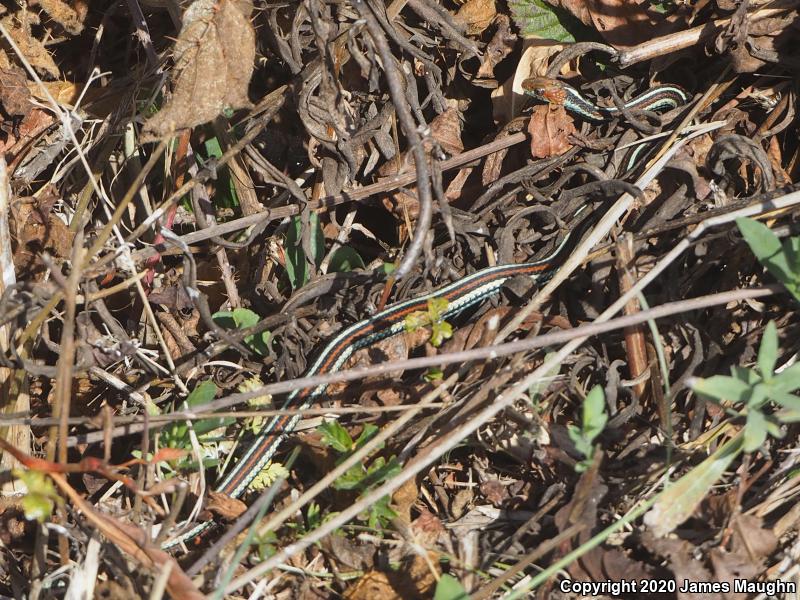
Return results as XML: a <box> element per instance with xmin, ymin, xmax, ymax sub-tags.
<box><xmin>0</xmin><ymin>0</ymin><xmax>798</xmax><ymax>598</ymax></box>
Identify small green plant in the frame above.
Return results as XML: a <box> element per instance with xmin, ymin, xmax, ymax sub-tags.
<box><xmin>211</xmin><ymin>308</ymin><xmax>271</xmax><ymax>356</ymax></box>
<box><xmin>329</xmin><ymin>246</ymin><xmax>365</xmax><ymax>272</ymax></box>
<box><xmin>567</xmin><ymin>385</ymin><xmax>608</xmax><ymax>472</ymax></box>
<box><xmin>285</xmin><ymin>213</ymin><xmax>325</xmax><ymax>289</ymax></box>
<box><xmin>318</xmin><ymin>421</ymin><xmax>402</xmax><ymax>529</ymax></box>
<box><xmin>151</xmin><ymin>380</ymin><xmax>233</xmax><ymax>472</ymax></box>
<box><xmin>404</xmin><ymin>297</ymin><xmax>453</xmax><ymax>347</ymax></box>
<box><xmin>14</xmin><ymin>470</ymin><xmax>60</xmax><ymax>523</ymax></box>
<box><xmin>690</xmin><ymin>320</ymin><xmax>800</xmax><ymax>452</ymax></box>
<box><xmin>252</xmin><ymin>529</ymin><xmax>278</xmax><ymax>561</ymax></box>
<box><xmin>200</xmin><ymin>136</ymin><xmax>239</xmax><ymax>209</ymax></box>
<box><xmin>424</xmin><ymin>367</ymin><xmax>444</xmax><ymax>382</ymax></box>
<box><xmin>737</xmin><ymin>217</ymin><xmax>800</xmax><ymax>302</ymax></box>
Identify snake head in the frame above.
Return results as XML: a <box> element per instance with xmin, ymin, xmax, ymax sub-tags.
<box><xmin>521</xmin><ymin>77</ymin><xmax>567</xmax><ymax>105</ymax></box>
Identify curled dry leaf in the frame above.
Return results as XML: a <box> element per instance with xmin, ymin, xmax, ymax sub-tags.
<box><xmin>37</xmin><ymin>0</ymin><xmax>88</xmax><ymax>35</ymax></box>
<box><xmin>477</xmin><ymin>15</ymin><xmax>517</xmax><ymax>80</ymax></box>
<box><xmin>0</xmin><ymin>65</ymin><xmax>32</xmax><ymax>121</ymax></box>
<box><xmin>0</xmin><ymin>17</ymin><xmax>59</xmax><ymax>79</ymax></box>
<box><xmin>545</xmin><ymin>0</ymin><xmax>666</xmax><ymax>47</ymax></box>
<box><xmin>379</xmin><ymin>107</ymin><xmax>463</xmax><ymax>219</ymax></box>
<box><xmin>344</xmin><ymin>571</ymin><xmax>400</xmax><ymax>600</ymax></box>
<box><xmin>455</xmin><ymin>0</ymin><xmax>498</xmax><ymax>36</ymax></box>
<box><xmin>11</xmin><ymin>189</ymin><xmax>75</xmax><ymax>280</ymax></box>
<box><xmin>206</xmin><ymin>490</ymin><xmax>248</xmax><ymax>519</ymax></box>
<box><xmin>144</xmin><ymin>0</ymin><xmax>255</xmax><ymax>138</ymax></box>
<box><xmin>527</xmin><ymin>104</ymin><xmax>575</xmax><ymax>158</ymax></box>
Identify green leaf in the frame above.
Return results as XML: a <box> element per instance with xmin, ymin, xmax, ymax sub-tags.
<box><xmin>366</xmin><ymin>495</ymin><xmax>396</xmax><ymax>529</ymax></box>
<box><xmin>285</xmin><ymin>213</ymin><xmax>325</xmax><ymax>289</ymax></box>
<box><xmin>758</xmin><ymin>321</ymin><xmax>778</xmax><ymax>380</ymax></box>
<box><xmin>382</xmin><ymin>262</ymin><xmax>396</xmax><ymax>276</ymax></box>
<box><xmin>363</xmin><ymin>456</ymin><xmax>402</xmax><ymax>488</ymax></box>
<box><xmin>318</xmin><ymin>420</ymin><xmax>353</xmax><ymax>454</ymax></box>
<box><xmin>430</xmin><ymin>321</ymin><xmax>453</xmax><ymax>347</ymax></box>
<box><xmin>644</xmin><ymin>436</ymin><xmax>743</xmax><ymax>537</ymax></box>
<box><xmin>187</xmin><ymin>380</ymin><xmax>218</xmax><ymax>407</ymax></box>
<box><xmin>772</xmin><ymin>364</ymin><xmax>800</xmax><ymax>394</ymax></box>
<box><xmin>329</xmin><ymin>246</ymin><xmax>365</xmax><ymax>272</ymax></box>
<box><xmin>786</xmin><ymin>236</ymin><xmax>800</xmax><ymax>273</ymax></box>
<box><xmin>427</xmin><ymin>297</ymin><xmax>449</xmax><ymax>321</ymax></box>
<box><xmin>201</xmin><ymin>136</ymin><xmax>239</xmax><ymax>209</ymax></box>
<box><xmin>737</xmin><ymin>217</ymin><xmax>800</xmax><ymax>301</ymax></box>
<box><xmin>567</xmin><ymin>423</ymin><xmax>593</xmax><ymax>459</ymax></box>
<box><xmin>404</xmin><ymin>311</ymin><xmax>428</xmax><ymax>332</ymax></box>
<box><xmin>743</xmin><ymin>408</ymin><xmax>768</xmax><ymax>453</ymax></box>
<box><xmin>14</xmin><ymin>470</ymin><xmax>60</xmax><ymax>523</ymax></box>
<box><xmin>768</xmin><ymin>390</ymin><xmax>800</xmax><ymax>412</ymax></box>
<box><xmin>212</xmin><ymin>308</ymin><xmax>271</xmax><ymax>355</ymax></box>
<box><xmin>730</xmin><ymin>365</ymin><xmax>761</xmax><ymax>385</ymax></box>
<box><xmin>306</xmin><ymin>501</ymin><xmax>322</xmax><ymax>530</ymax></box>
<box><xmin>691</xmin><ymin>375</ymin><xmax>752</xmax><ymax>403</ymax></box>
<box><xmin>434</xmin><ymin>574</ymin><xmax>469</xmax><ymax>600</ymax></box>
<box><xmin>425</xmin><ymin>367</ymin><xmax>444</xmax><ymax>382</ymax></box>
<box><xmin>353</xmin><ymin>424</ymin><xmax>380</xmax><ymax>450</ymax></box>
<box><xmin>249</xmin><ymin>460</ymin><xmax>290</xmax><ymax>491</ymax></box>
<box><xmin>582</xmin><ymin>385</ymin><xmax>608</xmax><ymax>440</ymax></box>
<box><xmin>335</xmin><ymin>464</ymin><xmax>367</xmax><ymax>491</ymax></box>
<box><xmin>508</xmin><ymin>0</ymin><xmax>583</xmax><ymax>42</ymax></box>
<box><xmin>764</xmin><ymin>416</ymin><xmax>785</xmax><ymax>440</ymax></box>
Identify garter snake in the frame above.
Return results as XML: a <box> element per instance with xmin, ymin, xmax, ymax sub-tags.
<box><xmin>163</xmin><ymin>212</ymin><xmax>593</xmax><ymax>549</ymax></box>
<box><xmin>163</xmin><ymin>77</ymin><xmax>691</xmax><ymax>549</ymax></box>
<box><xmin>522</xmin><ymin>76</ymin><xmax>690</xmax><ymax>123</ymax></box>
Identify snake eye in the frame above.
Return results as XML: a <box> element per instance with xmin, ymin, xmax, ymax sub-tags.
<box><xmin>522</xmin><ymin>78</ymin><xmax>545</xmax><ymax>97</ymax></box>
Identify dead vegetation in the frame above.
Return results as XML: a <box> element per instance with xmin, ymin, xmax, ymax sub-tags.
<box><xmin>0</xmin><ymin>0</ymin><xmax>799</xmax><ymax>598</ymax></box>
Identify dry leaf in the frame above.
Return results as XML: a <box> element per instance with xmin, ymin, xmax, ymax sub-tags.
<box><xmin>144</xmin><ymin>0</ymin><xmax>255</xmax><ymax>137</ymax></box>
<box><xmin>11</xmin><ymin>189</ymin><xmax>75</xmax><ymax>280</ymax></box>
<box><xmin>344</xmin><ymin>571</ymin><xmax>400</xmax><ymax>600</ymax></box>
<box><xmin>0</xmin><ymin>18</ymin><xmax>59</xmax><ymax>79</ymax></box>
<box><xmin>528</xmin><ymin>104</ymin><xmax>575</xmax><ymax>158</ymax></box>
<box><xmin>0</xmin><ymin>65</ymin><xmax>32</xmax><ymax>120</ymax></box>
<box><xmin>379</xmin><ymin>107</ymin><xmax>463</xmax><ymax>219</ymax></box>
<box><xmin>477</xmin><ymin>14</ymin><xmax>517</xmax><ymax>79</ymax></box>
<box><xmin>455</xmin><ymin>0</ymin><xmax>497</xmax><ymax>36</ymax></box>
<box><xmin>38</xmin><ymin>0</ymin><xmax>87</xmax><ymax>34</ymax></box>
<box><xmin>207</xmin><ymin>490</ymin><xmax>247</xmax><ymax>519</ymax></box>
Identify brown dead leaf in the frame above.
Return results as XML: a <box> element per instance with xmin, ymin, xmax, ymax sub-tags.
<box><xmin>581</xmin><ymin>0</ymin><xmax>658</xmax><ymax>48</ymax></box>
<box><xmin>0</xmin><ymin>65</ymin><xmax>32</xmax><ymax>120</ymax></box>
<box><xmin>392</xmin><ymin>477</ymin><xmax>419</xmax><ymax>524</ymax></box>
<box><xmin>344</xmin><ymin>571</ymin><xmax>400</xmax><ymax>600</ymax></box>
<box><xmin>379</xmin><ymin>108</ymin><xmax>463</xmax><ymax>220</ymax></box>
<box><xmin>455</xmin><ymin>0</ymin><xmax>497</xmax><ymax>36</ymax></box>
<box><xmin>476</xmin><ymin>14</ymin><xmax>516</xmax><ymax>80</ymax></box>
<box><xmin>38</xmin><ymin>0</ymin><xmax>87</xmax><ymax>34</ymax></box>
<box><xmin>207</xmin><ymin>490</ymin><xmax>247</xmax><ymax>519</ymax></box>
<box><xmin>711</xmin><ymin>513</ymin><xmax>778</xmax><ymax>584</ymax></box>
<box><xmin>11</xmin><ymin>189</ymin><xmax>75</xmax><ymax>280</ymax></box>
<box><xmin>480</xmin><ymin>479</ymin><xmax>509</xmax><ymax>506</ymax></box>
<box><xmin>323</xmin><ymin>533</ymin><xmax>375</xmax><ymax>571</ymax></box>
<box><xmin>0</xmin><ymin>497</ymin><xmax>33</xmax><ymax>547</ymax></box>
<box><xmin>0</xmin><ymin>17</ymin><xmax>59</xmax><ymax>79</ymax></box>
<box><xmin>411</xmin><ymin>509</ymin><xmax>446</xmax><ymax>548</ymax></box>
<box><xmin>528</xmin><ymin>104</ymin><xmax>575</xmax><ymax>158</ymax></box>
<box><xmin>1</xmin><ymin>107</ymin><xmax>54</xmax><ymax>159</ymax></box>
<box><xmin>327</xmin><ymin>332</ymin><xmax>410</xmax><ymax>398</ymax></box>
<box><xmin>144</xmin><ymin>0</ymin><xmax>255</xmax><ymax>137</ymax></box>
<box><xmin>641</xmin><ymin>534</ymin><xmax>722</xmax><ymax>600</ymax></box>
